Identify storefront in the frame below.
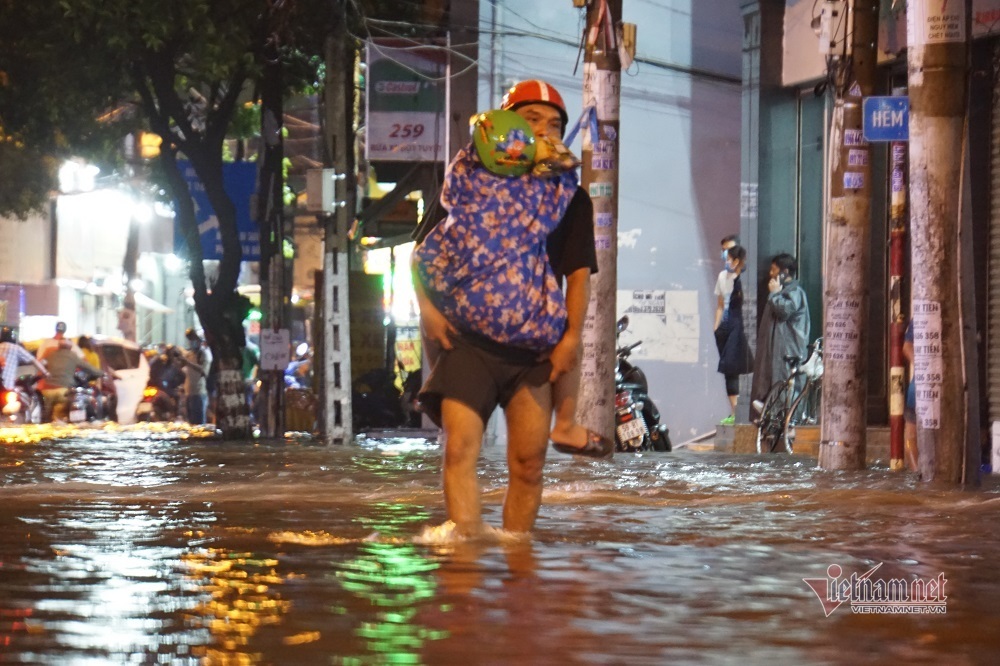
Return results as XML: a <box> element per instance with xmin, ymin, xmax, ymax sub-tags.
<box><xmin>743</xmin><ymin>0</ymin><xmax>1000</xmax><ymax>430</ymax></box>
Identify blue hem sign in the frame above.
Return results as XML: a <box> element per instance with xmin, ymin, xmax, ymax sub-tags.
<box><xmin>862</xmin><ymin>96</ymin><xmax>909</xmax><ymax>142</ymax></box>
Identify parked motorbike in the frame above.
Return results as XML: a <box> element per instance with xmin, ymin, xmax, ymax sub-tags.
<box><xmin>136</xmin><ymin>347</ymin><xmax>185</xmax><ymax>422</ymax></box>
<box><xmin>1</xmin><ymin>374</ymin><xmax>44</xmax><ymax>425</ymax></box>
<box><xmin>614</xmin><ymin>316</ymin><xmax>672</xmax><ymax>453</ymax></box>
<box><xmin>352</xmin><ymin>367</ymin><xmax>405</xmax><ymax>430</ymax></box>
<box><xmin>399</xmin><ymin>363</ymin><xmax>423</xmax><ymax>428</ymax></box>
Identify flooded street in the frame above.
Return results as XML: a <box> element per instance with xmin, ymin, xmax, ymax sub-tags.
<box><xmin>2</xmin><ymin>426</ymin><xmax>1000</xmax><ymax>664</ymax></box>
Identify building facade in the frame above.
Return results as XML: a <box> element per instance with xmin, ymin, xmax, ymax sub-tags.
<box><xmin>741</xmin><ymin>0</ymin><xmax>1000</xmax><ymax>440</ymax></box>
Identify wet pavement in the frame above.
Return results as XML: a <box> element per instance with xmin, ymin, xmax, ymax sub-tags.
<box><xmin>2</xmin><ymin>423</ymin><xmax>1000</xmax><ymax>664</ymax></box>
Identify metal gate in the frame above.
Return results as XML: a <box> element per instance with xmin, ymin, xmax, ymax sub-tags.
<box><xmin>987</xmin><ymin>40</ymin><xmax>1000</xmax><ymax>422</ymax></box>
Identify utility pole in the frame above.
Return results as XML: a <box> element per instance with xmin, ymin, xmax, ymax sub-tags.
<box><xmin>489</xmin><ymin>0</ymin><xmax>502</xmax><ymax>107</ymax></box>
<box><xmin>888</xmin><ymin>138</ymin><xmax>908</xmax><ymax>471</ymax></box>
<box><xmin>905</xmin><ymin>0</ymin><xmax>971</xmax><ymax>483</ymax></box>
<box><xmin>576</xmin><ymin>0</ymin><xmax>622</xmax><ymax>446</ymax></box>
<box><xmin>120</xmin><ymin>132</ymin><xmax>146</xmax><ymax>343</ymax></box>
<box><xmin>319</xmin><ymin>0</ymin><xmax>354</xmax><ymax>444</ymax></box>
<box><xmin>258</xmin><ymin>11</ymin><xmax>287</xmax><ymax>439</ymax></box>
<box><xmin>818</xmin><ymin>0</ymin><xmax>879</xmax><ymax>471</ymax></box>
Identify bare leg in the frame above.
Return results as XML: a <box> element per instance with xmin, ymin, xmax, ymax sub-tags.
<box><xmin>440</xmin><ymin>398</ymin><xmax>486</xmax><ymax>537</ymax></box>
<box><xmin>904</xmin><ymin>419</ymin><xmax>919</xmax><ymax>472</ymax></box>
<box><xmin>728</xmin><ymin>393</ymin><xmax>738</xmax><ymax>415</ymax></box>
<box><xmin>549</xmin><ymin>351</ymin><xmax>588</xmax><ymax>448</ymax></box>
<box><xmin>503</xmin><ymin>380</ymin><xmax>552</xmax><ymax>533</ymax></box>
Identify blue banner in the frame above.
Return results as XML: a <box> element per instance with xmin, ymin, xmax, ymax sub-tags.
<box><xmin>176</xmin><ymin>160</ymin><xmax>260</xmax><ymax>261</ymax></box>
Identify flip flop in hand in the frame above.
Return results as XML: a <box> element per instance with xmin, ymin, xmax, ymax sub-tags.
<box><xmin>552</xmin><ymin>429</ymin><xmax>614</xmax><ymax>459</ymax></box>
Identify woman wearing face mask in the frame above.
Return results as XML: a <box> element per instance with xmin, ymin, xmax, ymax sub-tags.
<box><xmin>713</xmin><ymin>244</ymin><xmax>753</xmax><ymax>424</ymax></box>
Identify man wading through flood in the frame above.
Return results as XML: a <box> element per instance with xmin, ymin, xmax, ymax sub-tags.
<box><xmin>412</xmin><ymin>80</ymin><xmax>607</xmax><ymax>538</ymax></box>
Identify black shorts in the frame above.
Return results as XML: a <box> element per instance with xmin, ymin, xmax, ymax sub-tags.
<box><xmin>418</xmin><ymin>332</ymin><xmax>552</xmax><ymax>427</ymax></box>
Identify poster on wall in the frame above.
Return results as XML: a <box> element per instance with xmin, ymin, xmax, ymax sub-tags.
<box><xmin>615</xmin><ymin>289</ymin><xmax>700</xmax><ymax>364</ymax></box>
<box><xmin>365</xmin><ymin>40</ymin><xmax>447</xmax><ymax>162</ymax></box>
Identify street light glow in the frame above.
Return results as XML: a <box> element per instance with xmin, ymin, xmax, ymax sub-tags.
<box><xmin>133</xmin><ymin>200</ymin><xmax>154</xmax><ymax>224</ymax></box>
<box><xmin>58</xmin><ymin>160</ymin><xmax>101</xmax><ymax>193</ymax></box>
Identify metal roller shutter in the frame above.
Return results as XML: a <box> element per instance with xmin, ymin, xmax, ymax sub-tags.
<box><xmin>988</xmin><ymin>40</ymin><xmax>1000</xmax><ymax>421</ymax></box>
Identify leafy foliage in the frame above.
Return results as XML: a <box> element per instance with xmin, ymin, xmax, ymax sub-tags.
<box><xmin>0</xmin><ymin>0</ymin><xmax>441</xmax><ymax>436</ymax></box>
<box><xmin>0</xmin><ymin>1</ymin><xmax>135</xmax><ymax>214</ymax></box>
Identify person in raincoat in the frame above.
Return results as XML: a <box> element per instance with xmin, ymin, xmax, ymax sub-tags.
<box><xmin>750</xmin><ymin>253</ymin><xmax>810</xmax><ymax>415</ymax></box>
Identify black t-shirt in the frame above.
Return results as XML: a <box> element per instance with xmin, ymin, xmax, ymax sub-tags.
<box><xmin>547</xmin><ymin>186</ymin><xmax>598</xmax><ymax>278</ymax></box>
<box><xmin>412</xmin><ymin>185</ymin><xmax>598</xmax><ymax>279</ymax></box>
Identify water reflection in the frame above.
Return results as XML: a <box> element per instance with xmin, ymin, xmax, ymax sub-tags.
<box><xmin>1</xmin><ymin>429</ymin><xmax>999</xmax><ymax>663</ymax></box>
<box><xmin>338</xmin><ymin>502</ymin><xmax>443</xmax><ymax>663</ymax></box>
<box><xmin>25</xmin><ymin>502</ymin><xmax>206</xmax><ymax>662</ymax></box>
<box><xmin>183</xmin><ymin>548</ymin><xmax>287</xmax><ymax>662</ymax></box>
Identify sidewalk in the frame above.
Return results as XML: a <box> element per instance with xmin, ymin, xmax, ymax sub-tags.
<box><xmin>682</xmin><ymin>424</ymin><xmax>892</xmax><ymax>463</ymax></box>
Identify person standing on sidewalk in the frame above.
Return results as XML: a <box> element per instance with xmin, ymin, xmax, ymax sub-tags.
<box><xmin>178</xmin><ymin>328</ymin><xmax>212</xmax><ymax>424</ymax></box>
<box><xmin>713</xmin><ymin>243</ymin><xmax>753</xmax><ymax>424</ymax></box>
<box><xmin>750</xmin><ymin>253</ymin><xmax>810</xmax><ymax>415</ymax></box>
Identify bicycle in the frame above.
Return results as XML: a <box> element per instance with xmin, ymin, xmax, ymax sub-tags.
<box><xmin>754</xmin><ymin>337</ymin><xmax>823</xmax><ymax>453</ymax></box>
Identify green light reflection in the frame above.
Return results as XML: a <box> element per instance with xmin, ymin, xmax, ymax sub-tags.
<box><xmin>335</xmin><ymin>502</ymin><xmax>447</xmax><ymax>663</ymax></box>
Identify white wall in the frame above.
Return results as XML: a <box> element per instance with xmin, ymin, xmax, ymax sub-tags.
<box><xmin>783</xmin><ymin>0</ymin><xmax>829</xmax><ymax>86</ymax></box>
<box><xmin>0</xmin><ymin>212</ymin><xmax>50</xmax><ymax>284</ymax></box>
<box><xmin>783</xmin><ymin>0</ymin><xmax>1000</xmax><ymax>88</ymax></box>
<box><xmin>479</xmin><ymin>0</ymin><xmax>743</xmax><ymax>442</ymax></box>
<box><xmin>55</xmin><ymin>190</ymin><xmax>131</xmax><ymax>282</ymax></box>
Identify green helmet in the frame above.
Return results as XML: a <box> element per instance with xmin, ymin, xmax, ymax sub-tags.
<box><xmin>471</xmin><ymin>109</ymin><xmax>536</xmax><ymax>177</ymax></box>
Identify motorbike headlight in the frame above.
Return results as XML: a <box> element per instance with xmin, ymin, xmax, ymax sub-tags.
<box><xmin>2</xmin><ymin>391</ymin><xmax>22</xmax><ymax>414</ymax></box>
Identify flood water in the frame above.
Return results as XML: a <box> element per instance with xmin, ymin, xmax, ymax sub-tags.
<box><xmin>2</xmin><ymin>425</ymin><xmax>1000</xmax><ymax>665</ymax></box>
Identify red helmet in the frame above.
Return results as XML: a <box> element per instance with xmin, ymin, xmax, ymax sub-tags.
<box><xmin>500</xmin><ymin>80</ymin><xmax>569</xmax><ymax>129</ymax></box>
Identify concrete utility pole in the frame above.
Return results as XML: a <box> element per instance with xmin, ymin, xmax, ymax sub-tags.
<box><xmin>320</xmin><ymin>0</ymin><xmax>355</xmax><ymax>443</ymax></box>
<box><xmin>906</xmin><ymin>0</ymin><xmax>971</xmax><ymax>483</ymax></box>
<box><xmin>818</xmin><ymin>0</ymin><xmax>879</xmax><ymax>471</ymax></box>
<box><xmin>576</xmin><ymin>0</ymin><xmax>622</xmax><ymax>445</ymax></box>
<box><xmin>120</xmin><ymin>132</ymin><xmax>144</xmax><ymax>343</ymax></box>
<box><xmin>258</xmin><ymin>18</ymin><xmax>287</xmax><ymax>439</ymax></box>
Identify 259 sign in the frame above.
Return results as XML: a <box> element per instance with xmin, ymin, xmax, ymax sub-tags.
<box><xmin>389</xmin><ymin>123</ymin><xmax>425</xmax><ymax>139</ymax></box>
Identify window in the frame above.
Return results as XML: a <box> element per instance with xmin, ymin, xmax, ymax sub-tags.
<box><xmin>99</xmin><ymin>343</ymin><xmax>140</xmax><ymax>371</ymax></box>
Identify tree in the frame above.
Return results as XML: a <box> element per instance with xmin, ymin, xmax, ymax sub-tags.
<box><xmin>1</xmin><ymin>0</ymin><xmax>324</xmax><ymax>438</ymax></box>
<box><xmin>1</xmin><ymin>0</ymin><xmax>429</xmax><ymax>438</ymax></box>
<box><xmin>0</xmin><ymin>1</ymin><xmax>132</xmax><ymax>215</ymax></box>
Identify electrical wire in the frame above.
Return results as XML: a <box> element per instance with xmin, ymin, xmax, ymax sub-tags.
<box><xmin>349</xmin><ymin>0</ymin><xmax>480</xmax><ymax>81</ymax></box>
<box><xmin>631</xmin><ymin>0</ymin><xmax>691</xmax><ymax>14</ymax></box>
<box><xmin>360</xmin><ymin>35</ymin><xmax>480</xmax><ymax>81</ymax></box>
<box><xmin>349</xmin><ymin>1</ymin><xmax>739</xmax><ymax>87</ymax></box>
<box><xmin>493</xmin><ymin>2</ymin><xmax>581</xmax><ymax>44</ymax></box>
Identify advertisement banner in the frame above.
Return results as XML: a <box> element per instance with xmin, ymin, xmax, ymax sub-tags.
<box><xmin>175</xmin><ymin>160</ymin><xmax>260</xmax><ymax>262</ymax></box>
<box><xmin>365</xmin><ymin>41</ymin><xmax>447</xmax><ymax>162</ymax></box>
